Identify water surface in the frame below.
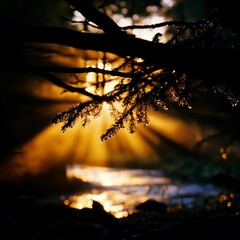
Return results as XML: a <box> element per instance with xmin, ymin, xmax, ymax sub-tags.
<box><xmin>64</xmin><ymin>164</ymin><xmax>220</xmax><ymax>218</ymax></box>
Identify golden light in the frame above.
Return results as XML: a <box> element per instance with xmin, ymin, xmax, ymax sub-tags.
<box><xmin>220</xmin><ymin>148</ymin><xmax>225</xmax><ymax>154</ymax></box>
<box><xmin>219</xmin><ymin>194</ymin><xmax>228</xmax><ymax>202</ymax></box>
<box><xmin>67</xmin><ymin>191</ymin><xmax>132</xmax><ymax>218</ymax></box>
<box><xmin>85</xmin><ymin>59</ymin><xmax>120</xmax><ymax>97</ymax></box>
<box><xmin>221</xmin><ymin>153</ymin><xmax>228</xmax><ymax>160</ymax></box>
<box><xmin>64</xmin><ymin>164</ymin><xmax>221</xmax><ymax>218</ymax></box>
<box><xmin>1</xmin><ymin>0</ymin><xmax>217</xmax><ymax>216</ymax></box>
<box><xmin>66</xmin><ymin>165</ymin><xmax>170</xmax><ymax>187</ymax></box>
<box><xmin>64</xmin><ymin>165</ymin><xmax>173</xmax><ymax>218</ymax></box>
<box><xmin>3</xmin><ymin>36</ymin><xmax>207</xmax><ymax>195</ymax></box>
<box><xmin>4</xmin><ymin>83</ymin><xmax>204</xmax><ymax>179</ymax></box>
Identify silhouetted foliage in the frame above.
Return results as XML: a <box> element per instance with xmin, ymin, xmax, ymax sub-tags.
<box><xmin>1</xmin><ymin>0</ymin><xmax>239</xmax><ymax>142</ymax></box>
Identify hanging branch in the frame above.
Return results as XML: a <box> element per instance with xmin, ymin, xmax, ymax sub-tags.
<box><xmin>0</xmin><ymin>1</ymin><xmax>239</xmax><ymax>141</ymax></box>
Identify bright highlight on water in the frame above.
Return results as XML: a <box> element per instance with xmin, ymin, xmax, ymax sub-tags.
<box><xmin>64</xmin><ymin>164</ymin><xmax>220</xmax><ymax>218</ymax></box>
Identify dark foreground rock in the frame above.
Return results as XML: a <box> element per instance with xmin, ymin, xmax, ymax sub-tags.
<box><xmin>0</xmin><ymin>195</ymin><xmax>240</xmax><ymax>240</ymax></box>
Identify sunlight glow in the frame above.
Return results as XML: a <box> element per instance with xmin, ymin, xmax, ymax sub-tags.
<box><xmin>5</xmin><ymin>105</ymin><xmax>204</xmax><ymax>179</ymax></box>
<box><xmin>67</xmin><ymin>165</ymin><xmax>170</xmax><ymax>187</ymax></box>
<box><xmin>161</xmin><ymin>0</ymin><xmax>176</xmax><ymax>8</ymax></box>
<box><xmin>64</xmin><ymin>165</ymin><xmax>220</xmax><ymax>218</ymax></box>
<box><xmin>72</xmin><ymin>3</ymin><xmax>172</xmax><ymax>42</ymax></box>
<box><xmin>67</xmin><ymin>191</ymin><xmax>133</xmax><ymax>218</ymax></box>
<box><xmin>65</xmin><ymin>165</ymin><xmax>172</xmax><ymax>218</ymax></box>
<box><xmin>4</xmin><ymin>0</ymin><xmax>211</xmax><ymax>192</ymax></box>
<box><xmin>85</xmin><ymin>60</ymin><xmax>120</xmax><ymax>96</ymax></box>
<box><xmin>133</xmin><ymin>14</ymin><xmax>167</xmax><ymax>41</ymax></box>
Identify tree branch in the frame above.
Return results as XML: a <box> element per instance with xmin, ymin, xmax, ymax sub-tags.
<box><xmin>27</xmin><ymin>65</ymin><xmax>133</xmax><ymax>78</ymax></box>
<box><xmin>66</xmin><ymin>0</ymin><xmax>124</xmax><ymax>35</ymax></box>
<box><xmin>1</xmin><ymin>15</ymin><xmax>238</xmax><ymax>75</ymax></box>
<box><xmin>0</xmin><ymin>14</ymin><xmax>239</xmax><ymax>94</ymax></box>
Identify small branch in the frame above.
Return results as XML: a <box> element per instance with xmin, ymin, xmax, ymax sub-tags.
<box><xmin>122</xmin><ymin>20</ymin><xmax>195</xmax><ymax>30</ymax></box>
<box><xmin>62</xmin><ymin>16</ymin><xmax>100</xmax><ymax>30</ymax></box>
<box><xmin>35</xmin><ymin>71</ymin><xmax>99</xmax><ymax>99</ymax></box>
<box><xmin>29</xmin><ymin>65</ymin><xmax>133</xmax><ymax>78</ymax></box>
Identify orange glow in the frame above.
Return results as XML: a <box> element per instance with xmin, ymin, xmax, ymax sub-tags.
<box><xmin>221</xmin><ymin>153</ymin><xmax>228</xmax><ymax>160</ymax></box>
<box><xmin>67</xmin><ymin>165</ymin><xmax>170</xmax><ymax>187</ymax></box>
<box><xmin>6</xmin><ymin>51</ymin><xmax>204</xmax><ymax>176</ymax></box>
<box><xmin>220</xmin><ymin>148</ymin><xmax>225</xmax><ymax>154</ymax></box>
<box><xmin>2</xmin><ymin>3</ymin><xmax>210</xmax><ymax>183</ymax></box>
<box><xmin>67</xmin><ymin>192</ymin><xmax>137</xmax><ymax>218</ymax></box>
<box><xmin>219</xmin><ymin>194</ymin><xmax>228</xmax><ymax>202</ymax></box>
<box><xmin>4</xmin><ymin>101</ymin><xmax>205</xmax><ymax>179</ymax></box>
<box><xmin>149</xmin><ymin>111</ymin><xmax>203</xmax><ymax>150</ymax></box>
<box><xmin>64</xmin><ymin>164</ymin><xmax>220</xmax><ymax>218</ymax></box>
<box><xmin>85</xmin><ymin>60</ymin><xmax>120</xmax><ymax>96</ymax></box>
<box><xmin>65</xmin><ymin>165</ymin><xmax>172</xmax><ymax>218</ymax></box>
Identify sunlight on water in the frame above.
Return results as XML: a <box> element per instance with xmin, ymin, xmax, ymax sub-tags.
<box><xmin>65</xmin><ymin>164</ymin><xmax>220</xmax><ymax>218</ymax></box>
<box><xmin>67</xmin><ymin>165</ymin><xmax>170</xmax><ymax>187</ymax></box>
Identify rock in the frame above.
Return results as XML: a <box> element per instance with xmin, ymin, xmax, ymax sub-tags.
<box><xmin>135</xmin><ymin>199</ymin><xmax>167</xmax><ymax>213</ymax></box>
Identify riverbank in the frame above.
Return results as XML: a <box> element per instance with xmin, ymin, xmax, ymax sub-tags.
<box><xmin>0</xmin><ymin>194</ymin><xmax>240</xmax><ymax>240</ymax></box>
<box><xmin>1</xmin><ymin>166</ymin><xmax>240</xmax><ymax>239</ymax></box>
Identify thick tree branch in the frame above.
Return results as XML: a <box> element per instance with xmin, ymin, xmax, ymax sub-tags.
<box><xmin>1</xmin><ymin>17</ymin><xmax>238</xmax><ymax>61</ymax></box>
<box><xmin>0</xmin><ymin>16</ymin><xmax>239</xmax><ymax>90</ymax></box>
<box><xmin>66</xmin><ymin>0</ymin><xmax>124</xmax><ymax>35</ymax></box>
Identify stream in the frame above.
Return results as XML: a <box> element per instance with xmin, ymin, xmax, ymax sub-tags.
<box><xmin>63</xmin><ymin>164</ymin><xmax>221</xmax><ymax>218</ymax></box>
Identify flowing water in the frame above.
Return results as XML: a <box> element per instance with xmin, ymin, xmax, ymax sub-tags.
<box><xmin>62</xmin><ymin>164</ymin><xmax>221</xmax><ymax>218</ymax></box>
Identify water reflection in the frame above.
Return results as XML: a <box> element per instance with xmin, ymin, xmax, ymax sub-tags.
<box><xmin>64</xmin><ymin>164</ymin><xmax>220</xmax><ymax>218</ymax></box>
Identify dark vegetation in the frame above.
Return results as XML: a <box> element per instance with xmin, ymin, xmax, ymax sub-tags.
<box><xmin>1</xmin><ymin>191</ymin><xmax>240</xmax><ymax>239</ymax></box>
<box><xmin>1</xmin><ymin>0</ymin><xmax>239</xmax><ymax>142</ymax></box>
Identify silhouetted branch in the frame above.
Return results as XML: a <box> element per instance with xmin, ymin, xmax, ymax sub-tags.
<box><xmin>35</xmin><ymin>71</ymin><xmax>98</xmax><ymax>99</ymax></box>
<box><xmin>0</xmin><ymin>1</ymin><xmax>239</xmax><ymax>141</ymax></box>
<box><xmin>29</xmin><ymin>66</ymin><xmax>133</xmax><ymax>77</ymax></box>
<box><xmin>1</xmin><ymin>15</ymin><xmax>239</xmax><ymax>86</ymax></box>
<box><xmin>122</xmin><ymin>20</ymin><xmax>195</xmax><ymax>30</ymax></box>
<box><xmin>66</xmin><ymin>0</ymin><xmax>124</xmax><ymax>35</ymax></box>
